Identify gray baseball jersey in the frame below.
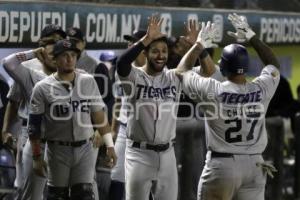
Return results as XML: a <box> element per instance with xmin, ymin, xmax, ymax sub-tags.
<box><xmin>76</xmin><ymin>51</ymin><xmax>99</xmax><ymax>75</ymax></box>
<box><xmin>3</xmin><ymin>50</ymin><xmax>47</xmax><ymax>200</ymax></box>
<box><xmin>119</xmin><ymin>66</ymin><xmax>182</xmax><ymax>144</ymax></box>
<box><xmin>30</xmin><ymin>72</ymin><xmax>104</xmax><ymax>141</ymax></box>
<box><xmin>182</xmin><ymin>65</ymin><xmax>280</xmax><ymax>154</ymax></box>
<box><xmin>7</xmin><ymin>83</ymin><xmax>22</xmax><ymax>102</ymax></box>
<box><xmin>3</xmin><ymin>51</ymin><xmax>46</xmax><ymax>120</ymax></box>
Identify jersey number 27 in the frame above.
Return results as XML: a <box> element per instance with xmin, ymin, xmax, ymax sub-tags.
<box><xmin>225</xmin><ymin>118</ymin><xmax>258</xmax><ymax>143</ymax></box>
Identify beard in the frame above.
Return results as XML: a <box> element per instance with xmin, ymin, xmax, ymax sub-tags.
<box><xmin>148</xmin><ymin>59</ymin><xmax>166</xmax><ymax>73</ymax></box>
<box><xmin>60</xmin><ymin>68</ymin><xmax>74</xmax><ymax>74</ymax></box>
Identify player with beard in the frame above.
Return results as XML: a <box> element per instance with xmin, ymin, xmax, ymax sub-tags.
<box><xmin>115</xmin><ymin>16</ymin><xmax>208</xmax><ymax>200</ymax></box>
<box><xmin>2</xmin><ymin>24</ymin><xmax>66</xmax><ymax>200</ymax></box>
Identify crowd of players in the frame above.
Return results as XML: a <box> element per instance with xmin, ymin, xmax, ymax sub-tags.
<box><xmin>0</xmin><ymin>12</ymin><xmax>299</xmax><ymax>200</ymax></box>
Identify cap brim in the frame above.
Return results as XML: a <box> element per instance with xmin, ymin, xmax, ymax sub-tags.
<box><xmin>55</xmin><ymin>30</ymin><xmax>67</xmax><ymax>38</ymax></box>
<box><xmin>123</xmin><ymin>35</ymin><xmax>136</xmax><ymax>41</ymax></box>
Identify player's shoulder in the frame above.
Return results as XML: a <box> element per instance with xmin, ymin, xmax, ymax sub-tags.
<box><xmin>75</xmin><ymin>71</ymin><xmax>95</xmax><ymax>85</ymax></box>
<box><xmin>252</xmin><ymin>65</ymin><xmax>280</xmax><ymax>84</ymax></box>
<box><xmin>76</xmin><ymin>70</ymin><xmax>94</xmax><ymax>79</ymax></box>
<box><xmin>32</xmin><ymin>75</ymin><xmax>54</xmax><ymax>92</ymax></box>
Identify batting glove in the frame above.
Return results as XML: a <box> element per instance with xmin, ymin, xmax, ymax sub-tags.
<box><xmin>197</xmin><ymin>21</ymin><xmax>218</xmax><ymax>48</ymax></box>
<box><xmin>227</xmin><ymin>13</ymin><xmax>256</xmax><ymax>42</ymax></box>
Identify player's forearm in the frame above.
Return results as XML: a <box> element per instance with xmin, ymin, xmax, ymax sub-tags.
<box><xmin>176</xmin><ymin>43</ymin><xmax>206</xmax><ymax>73</ymax></box>
<box><xmin>250</xmin><ymin>36</ymin><xmax>280</xmax><ymax>69</ymax></box>
<box><xmin>2</xmin><ymin>100</ymin><xmax>19</xmax><ymax>134</ymax></box>
<box><xmin>199</xmin><ymin>51</ymin><xmax>216</xmax><ymax>77</ymax></box>
<box><xmin>28</xmin><ymin>114</ymin><xmax>43</xmax><ymax>140</ymax></box>
<box><xmin>29</xmin><ymin>138</ymin><xmax>42</xmax><ymax>159</ymax></box>
<box><xmin>3</xmin><ymin>50</ymin><xmax>35</xmax><ymax>78</ymax></box>
<box><xmin>116</xmin><ymin>42</ymin><xmax>145</xmax><ymax>77</ymax></box>
<box><xmin>111</xmin><ymin>99</ymin><xmax>121</xmax><ymax>138</ymax></box>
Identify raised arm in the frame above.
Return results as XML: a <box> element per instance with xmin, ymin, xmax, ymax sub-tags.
<box><xmin>227</xmin><ymin>13</ymin><xmax>280</xmax><ymax>69</ymax></box>
<box><xmin>250</xmin><ymin>37</ymin><xmax>280</xmax><ymax>69</ymax></box>
<box><xmin>116</xmin><ymin>15</ymin><xmax>165</xmax><ymax>77</ymax></box>
<box><xmin>2</xmin><ymin>48</ymin><xmax>45</xmax><ymax>84</ymax></box>
<box><xmin>176</xmin><ymin>21</ymin><xmax>218</xmax><ymax>78</ymax></box>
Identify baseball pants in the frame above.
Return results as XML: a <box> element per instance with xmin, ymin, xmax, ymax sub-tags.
<box><xmin>20</xmin><ymin>138</ymin><xmax>47</xmax><ymax>200</ymax></box>
<box><xmin>14</xmin><ymin>125</ymin><xmax>28</xmax><ymax>189</ymax></box>
<box><xmin>197</xmin><ymin>152</ymin><xmax>267</xmax><ymax>200</ymax></box>
<box><xmin>125</xmin><ymin>140</ymin><xmax>178</xmax><ymax>200</ymax></box>
<box><xmin>111</xmin><ymin>123</ymin><xmax>127</xmax><ymax>183</ymax></box>
<box><xmin>46</xmin><ymin>140</ymin><xmax>98</xmax><ymax>187</ymax></box>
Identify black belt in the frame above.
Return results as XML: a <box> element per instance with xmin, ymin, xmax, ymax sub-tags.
<box><xmin>22</xmin><ymin>119</ymin><xmax>27</xmax><ymax>126</ymax></box>
<box><xmin>119</xmin><ymin>122</ymin><xmax>127</xmax><ymax>127</ymax></box>
<box><xmin>132</xmin><ymin>142</ymin><xmax>171</xmax><ymax>152</ymax></box>
<box><xmin>211</xmin><ymin>151</ymin><xmax>233</xmax><ymax>158</ymax></box>
<box><xmin>47</xmin><ymin>137</ymin><xmax>92</xmax><ymax>147</ymax></box>
<box><xmin>211</xmin><ymin>151</ymin><xmax>261</xmax><ymax>158</ymax></box>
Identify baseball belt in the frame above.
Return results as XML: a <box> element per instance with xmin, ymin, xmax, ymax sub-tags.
<box><xmin>211</xmin><ymin>151</ymin><xmax>261</xmax><ymax>158</ymax></box>
<box><xmin>46</xmin><ymin>137</ymin><xmax>93</xmax><ymax>147</ymax></box>
<box><xmin>131</xmin><ymin>141</ymin><xmax>172</xmax><ymax>152</ymax></box>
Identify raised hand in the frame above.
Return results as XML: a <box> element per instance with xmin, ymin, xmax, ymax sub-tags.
<box><xmin>197</xmin><ymin>21</ymin><xmax>218</xmax><ymax>48</ymax></box>
<box><xmin>142</xmin><ymin>15</ymin><xmax>166</xmax><ymax>46</ymax></box>
<box><xmin>183</xmin><ymin>19</ymin><xmax>200</xmax><ymax>45</ymax></box>
<box><xmin>227</xmin><ymin>13</ymin><xmax>256</xmax><ymax>42</ymax></box>
<box><xmin>34</xmin><ymin>47</ymin><xmax>46</xmax><ymax>63</ymax></box>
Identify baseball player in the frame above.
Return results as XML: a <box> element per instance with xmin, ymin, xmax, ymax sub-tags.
<box><xmin>176</xmin><ymin>13</ymin><xmax>280</xmax><ymax>200</ymax></box>
<box><xmin>2</xmin><ymin>24</ymin><xmax>66</xmax><ymax>199</ymax></box>
<box><xmin>28</xmin><ymin>39</ymin><xmax>117</xmax><ymax>200</ymax></box>
<box><xmin>116</xmin><ymin>15</ymin><xmax>180</xmax><ymax>200</ymax></box>
<box><xmin>66</xmin><ymin>27</ymin><xmax>100</xmax><ymax>74</ymax></box>
<box><xmin>116</xmin><ymin>16</ymin><xmax>215</xmax><ymax>200</ymax></box>
<box><xmin>67</xmin><ymin>27</ymin><xmax>114</xmax><ymax>123</ymax></box>
<box><xmin>109</xmin><ymin>29</ymin><xmax>146</xmax><ymax>200</ymax></box>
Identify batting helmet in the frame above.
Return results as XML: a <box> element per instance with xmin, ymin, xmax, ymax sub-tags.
<box><xmin>219</xmin><ymin>44</ymin><xmax>249</xmax><ymax>76</ymax></box>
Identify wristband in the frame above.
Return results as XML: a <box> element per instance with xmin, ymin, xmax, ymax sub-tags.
<box><xmin>32</xmin><ymin>143</ymin><xmax>41</xmax><ymax>158</ymax></box>
<box><xmin>103</xmin><ymin>133</ymin><xmax>114</xmax><ymax>147</ymax></box>
<box><xmin>199</xmin><ymin>49</ymin><xmax>209</xmax><ymax>59</ymax></box>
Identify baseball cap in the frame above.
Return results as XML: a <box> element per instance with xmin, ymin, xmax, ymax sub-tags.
<box><xmin>99</xmin><ymin>51</ymin><xmax>117</xmax><ymax>62</ymax></box>
<box><xmin>66</xmin><ymin>27</ymin><xmax>85</xmax><ymax>41</ymax></box>
<box><xmin>53</xmin><ymin>39</ymin><xmax>81</xmax><ymax>58</ymax></box>
<box><xmin>123</xmin><ymin>29</ymin><xmax>147</xmax><ymax>42</ymax></box>
<box><xmin>41</xmin><ymin>24</ymin><xmax>66</xmax><ymax>39</ymax></box>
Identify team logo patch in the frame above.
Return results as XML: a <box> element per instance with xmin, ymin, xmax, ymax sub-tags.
<box><xmin>68</xmin><ymin>29</ymin><xmax>77</xmax><ymax>36</ymax></box>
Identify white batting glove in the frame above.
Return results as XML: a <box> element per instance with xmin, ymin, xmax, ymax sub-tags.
<box><xmin>227</xmin><ymin>13</ymin><xmax>256</xmax><ymax>42</ymax></box>
<box><xmin>197</xmin><ymin>21</ymin><xmax>218</xmax><ymax>48</ymax></box>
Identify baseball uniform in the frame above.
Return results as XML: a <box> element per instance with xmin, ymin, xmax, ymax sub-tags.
<box><xmin>29</xmin><ymin>71</ymin><xmax>104</xmax><ymax>187</ymax></box>
<box><xmin>181</xmin><ymin>65</ymin><xmax>280</xmax><ymax>200</ymax></box>
<box><xmin>3</xmin><ymin>51</ymin><xmax>47</xmax><ymax>200</ymax></box>
<box><xmin>76</xmin><ymin>51</ymin><xmax>99</xmax><ymax>75</ymax></box>
<box><xmin>118</xmin><ymin>42</ymin><xmax>182</xmax><ymax>200</ymax></box>
<box><xmin>110</xmin><ymin>75</ymin><xmax>128</xmax><ymax>184</ymax></box>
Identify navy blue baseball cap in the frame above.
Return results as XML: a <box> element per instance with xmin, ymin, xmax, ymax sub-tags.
<box><xmin>123</xmin><ymin>29</ymin><xmax>146</xmax><ymax>42</ymax></box>
<box><xmin>99</xmin><ymin>51</ymin><xmax>117</xmax><ymax>62</ymax></box>
<box><xmin>41</xmin><ymin>24</ymin><xmax>66</xmax><ymax>39</ymax></box>
<box><xmin>53</xmin><ymin>39</ymin><xmax>81</xmax><ymax>58</ymax></box>
<box><xmin>67</xmin><ymin>27</ymin><xmax>85</xmax><ymax>41</ymax></box>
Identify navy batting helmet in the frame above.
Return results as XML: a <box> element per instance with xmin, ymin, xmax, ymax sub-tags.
<box><xmin>219</xmin><ymin>44</ymin><xmax>249</xmax><ymax>76</ymax></box>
